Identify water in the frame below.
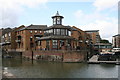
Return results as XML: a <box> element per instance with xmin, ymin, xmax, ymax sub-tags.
<box><xmin>2</xmin><ymin>58</ymin><xmax>119</xmax><ymax>78</ymax></box>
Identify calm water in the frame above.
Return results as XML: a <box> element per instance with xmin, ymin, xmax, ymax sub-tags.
<box><xmin>2</xmin><ymin>58</ymin><xmax>119</xmax><ymax>78</ymax></box>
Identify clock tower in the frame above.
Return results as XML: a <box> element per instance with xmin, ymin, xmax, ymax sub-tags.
<box><xmin>52</xmin><ymin>11</ymin><xmax>64</xmax><ymax>25</ymax></box>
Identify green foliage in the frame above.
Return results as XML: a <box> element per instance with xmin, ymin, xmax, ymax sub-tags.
<box><xmin>100</xmin><ymin>39</ymin><xmax>109</xmax><ymax>43</ymax></box>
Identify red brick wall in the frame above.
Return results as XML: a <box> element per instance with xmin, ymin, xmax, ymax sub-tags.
<box><xmin>63</xmin><ymin>51</ymin><xmax>87</xmax><ymax>62</ymax></box>
<box><xmin>23</xmin><ymin>50</ymin><xmax>87</xmax><ymax>62</ymax></box>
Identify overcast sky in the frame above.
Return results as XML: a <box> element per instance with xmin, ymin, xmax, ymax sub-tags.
<box><xmin>0</xmin><ymin>0</ymin><xmax>119</xmax><ymax>42</ymax></box>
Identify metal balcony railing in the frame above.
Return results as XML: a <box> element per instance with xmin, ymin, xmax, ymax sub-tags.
<box><xmin>15</xmin><ymin>40</ymin><xmax>21</xmax><ymax>43</ymax></box>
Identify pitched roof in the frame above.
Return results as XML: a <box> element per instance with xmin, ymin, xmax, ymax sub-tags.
<box><xmin>44</xmin><ymin>25</ymin><xmax>77</xmax><ymax>31</ymax></box>
<box><xmin>52</xmin><ymin>11</ymin><xmax>64</xmax><ymax>18</ymax></box>
<box><xmin>2</xmin><ymin>28</ymin><xmax>12</xmax><ymax>35</ymax></box>
<box><xmin>26</xmin><ymin>25</ymin><xmax>47</xmax><ymax>30</ymax></box>
<box><xmin>17</xmin><ymin>25</ymin><xmax>47</xmax><ymax>31</ymax></box>
<box><xmin>85</xmin><ymin>30</ymin><xmax>99</xmax><ymax>32</ymax></box>
<box><xmin>113</xmin><ymin>34</ymin><xmax>120</xmax><ymax>37</ymax></box>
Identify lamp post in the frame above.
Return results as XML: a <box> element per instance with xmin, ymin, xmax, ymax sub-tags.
<box><xmin>98</xmin><ymin>41</ymin><xmax>100</xmax><ymax>54</ymax></box>
<box><xmin>85</xmin><ymin>40</ymin><xmax>90</xmax><ymax>61</ymax></box>
<box><xmin>31</xmin><ymin>48</ymin><xmax>34</xmax><ymax>64</ymax></box>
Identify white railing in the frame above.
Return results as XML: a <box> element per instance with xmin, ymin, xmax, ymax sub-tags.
<box><xmin>15</xmin><ymin>40</ymin><xmax>21</xmax><ymax>42</ymax></box>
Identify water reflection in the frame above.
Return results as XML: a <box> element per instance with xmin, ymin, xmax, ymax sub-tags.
<box><xmin>2</xmin><ymin>58</ymin><xmax>118</xmax><ymax>78</ymax></box>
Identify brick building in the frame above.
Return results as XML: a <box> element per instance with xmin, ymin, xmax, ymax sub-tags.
<box><xmin>1</xmin><ymin>11</ymin><xmax>92</xmax><ymax>52</ymax></box>
<box><xmin>112</xmin><ymin>34</ymin><xmax>120</xmax><ymax>48</ymax></box>
<box><xmin>1</xmin><ymin>26</ymin><xmax>25</xmax><ymax>51</ymax></box>
<box><xmin>85</xmin><ymin>30</ymin><xmax>101</xmax><ymax>44</ymax></box>
<box><xmin>94</xmin><ymin>43</ymin><xmax>112</xmax><ymax>52</ymax></box>
<box><xmin>36</xmin><ymin>11</ymin><xmax>91</xmax><ymax>51</ymax></box>
<box><xmin>15</xmin><ymin>24</ymin><xmax>47</xmax><ymax>51</ymax></box>
<box><xmin>1</xmin><ymin>28</ymin><xmax>12</xmax><ymax>50</ymax></box>
<box><xmin>1</xmin><ymin>11</ymin><xmax>97</xmax><ymax>62</ymax></box>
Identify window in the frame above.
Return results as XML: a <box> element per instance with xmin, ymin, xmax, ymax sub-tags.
<box><xmin>35</xmin><ymin>31</ymin><xmax>37</xmax><ymax>33</ymax></box>
<box><xmin>68</xmin><ymin>31</ymin><xmax>71</xmax><ymax>36</ymax></box>
<box><xmin>56</xmin><ymin>29</ymin><xmax>60</xmax><ymax>35</ymax></box>
<box><xmin>5</xmin><ymin>34</ymin><xmax>7</xmax><ymax>37</ymax></box>
<box><xmin>30</xmin><ymin>31</ymin><xmax>32</xmax><ymax>33</ymax></box>
<box><xmin>49</xmin><ymin>29</ymin><xmax>53</xmax><ymax>35</ymax></box>
<box><xmin>60</xmin><ymin>40</ymin><xmax>64</xmax><ymax>47</ymax></box>
<box><xmin>57</xmin><ymin>17</ymin><xmax>60</xmax><ymax>24</ymax></box>
<box><xmin>9</xmin><ymin>33</ymin><xmax>11</xmax><ymax>36</ymax></box>
<box><xmin>54</xmin><ymin>29</ymin><xmax>57</xmax><ymax>35</ymax></box>
<box><xmin>30</xmin><ymin>36</ymin><xmax>33</xmax><ymax>41</ymax></box>
<box><xmin>49</xmin><ymin>29</ymin><xmax>52</xmax><ymax>33</ymax></box>
<box><xmin>38</xmin><ymin>41</ymin><xmax>41</xmax><ymax>46</ymax></box>
<box><xmin>52</xmin><ymin>40</ymin><xmax>58</xmax><ymax>49</ymax></box>
<box><xmin>66</xmin><ymin>40</ymin><xmax>71</xmax><ymax>46</ymax></box>
<box><xmin>61</xmin><ymin>29</ymin><xmax>65</xmax><ymax>35</ymax></box>
<box><xmin>40</xmin><ymin>31</ymin><xmax>42</xmax><ymax>33</ymax></box>
<box><xmin>66</xmin><ymin>29</ymin><xmax>68</xmax><ymax>35</ymax></box>
<box><xmin>2</xmin><ymin>36</ymin><xmax>4</xmax><ymax>38</ymax></box>
<box><xmin>53</xmin><ymin>18</ymin><xmax>56</xmax><ymax>24</ymax></box>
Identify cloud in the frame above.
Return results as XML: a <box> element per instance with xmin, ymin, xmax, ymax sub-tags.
<box><xmin>93</xmin><ymin>0</ymin><xmax>118</xmax><ymax>11</ymax></box>
<box><xmin>73</xmin><ymin>0</ymin><xmax>118</xmax><ymax>42</ymax></box>
<box><xmin>0</xmin><ymin>0</ymin><xmax>48</xmax><ymax>28</ymax></box>
<box><xmin>79</xmin><ymin>19</ymin><xmax>118</xmax><ymax>42</ymax></box>
<box><xmin>74</xmin><ymin>8</ymin><xmax>118</xmax><ymax>42</ymax></box>
<box><xmin>74</xmin><ymin>10</ymin><xmax>104</xmax><ymax>25</ymax></box>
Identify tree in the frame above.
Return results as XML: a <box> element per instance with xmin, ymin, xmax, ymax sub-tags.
<box><xmin>100</xmin><ymin>39</ymin><xmax>109</xmax><ymax>43</ymax></box>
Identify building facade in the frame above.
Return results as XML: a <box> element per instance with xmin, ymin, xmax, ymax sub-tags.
<box><xmin>1</xmin><ymin>11</ymin><xmax>93</xmax><ymax>52</ymax></box>
<box><xmin>36</xmin><ymin>11</ymin><xmax>91</xmax><ymax>51</ymax></box>
<box><xmin>85</xmin><ymin>30</ymin><xmax>101</xmax><ymax>44</ymax></box>
<box><xmin>94</xmin><ymin>43</ymin><xmax>112</xmax><ymax>52</ymax></box>
<box><xmin>112</xmin><ymin>34</ymin><xmax>120</xmax><ymax>48</ymax></box>
<box><xmin>1</xmin><ymin>26</ymin><xmax>25</xmax><ymax>51</ymax></box>
<box><xmin>15</xmin><ymin>25</ymin><xmax>47</xmax><ymax>51</ymax></box>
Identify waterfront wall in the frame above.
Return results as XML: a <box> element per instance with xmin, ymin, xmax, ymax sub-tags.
<box><xmin>63</xmin><ymin>50</ymin><xmax>87</xmax><ymax>62</ymax></box>
<box><xmin>2</xmin><ymin>50</ymin><xmax>22</xmax><ymax>58</ymax></box>
<box><xmin>23</xmin><ymin>50</ymin><xmax>87</xmax><ymax>62</ymax></box>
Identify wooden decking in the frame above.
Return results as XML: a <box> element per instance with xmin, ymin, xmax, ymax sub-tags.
<box><xmin>87</xmin><ymin>55</ymin><xmax>120</xmax><ymax>64</ymax></box>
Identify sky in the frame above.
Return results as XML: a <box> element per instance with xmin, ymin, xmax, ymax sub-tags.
<box><xmin>0</xmin><ymin>0</ymin><xmax>119</xmax><ymax>42</ymax></box>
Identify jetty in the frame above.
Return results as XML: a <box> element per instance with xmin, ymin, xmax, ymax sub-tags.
<box><xmin>87</xmin><ymin>55</ymin><xmax>120</xmax><ymax>64</ymax></box>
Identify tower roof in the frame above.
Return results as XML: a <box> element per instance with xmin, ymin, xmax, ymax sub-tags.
<box><xmin>55</xmin><ymin>11</ymin><xmax>60</xmax><ymax>16</ymax></box>
<box><xmin>52</xmin><ymin>11</ymin><xmax>64</xmax><ymax>18</ymax></box>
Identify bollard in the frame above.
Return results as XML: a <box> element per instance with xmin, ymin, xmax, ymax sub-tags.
<box><xmin>3</xmin><ymin>67</ymin><xmax>8</xmax><ymax>74</ymax></box>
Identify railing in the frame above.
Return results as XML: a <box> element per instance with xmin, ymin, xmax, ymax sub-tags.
<box><xmin>15</xmin><ymin>40</ymin><xmax>21</xmax><ymax>43</ymax></box>
<box><xmin>16</xmin><ymin>49</ymin><xmax>25</xmax><ymax>52</ymax></box>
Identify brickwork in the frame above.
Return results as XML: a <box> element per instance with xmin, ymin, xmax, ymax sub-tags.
<box><xmin>23</xmin><ymin>50</ymin><xmax>87</xmax><ymax>62</ymax></box>
<box><xmin>112</xmin><ymin>34</ymin><xmax>120</xmax><ymax>48</ymax></box>
<box><xmin>63</xmin><ymin>51</ymin><xmax>87</xmax><ymax>62</ymax></box>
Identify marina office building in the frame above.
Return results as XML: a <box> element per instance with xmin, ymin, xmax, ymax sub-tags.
<box><xmin>2</xmin><ymin>11</ymin><xmax>93</xmax><ymax>52</ymax></box>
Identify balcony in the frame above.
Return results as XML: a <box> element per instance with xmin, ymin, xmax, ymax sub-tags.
<box><xmin>6</xmin><ymin>41</ymin><xmax>11</xmax><ymax>44</ymax></box>
<box><xmin>1</xmin><ymin>41</ymin><xmax>11</xmax><ymax>45</ymax></box>
<box><xmin>79</xmin><ymin>40</ymin><xmax>83</xmax><ymax>43</ymax></box>
<box><xmin>15</xmin><ymin>40</ymin><xmax>21</xmax><ymax>43</ymax></box>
